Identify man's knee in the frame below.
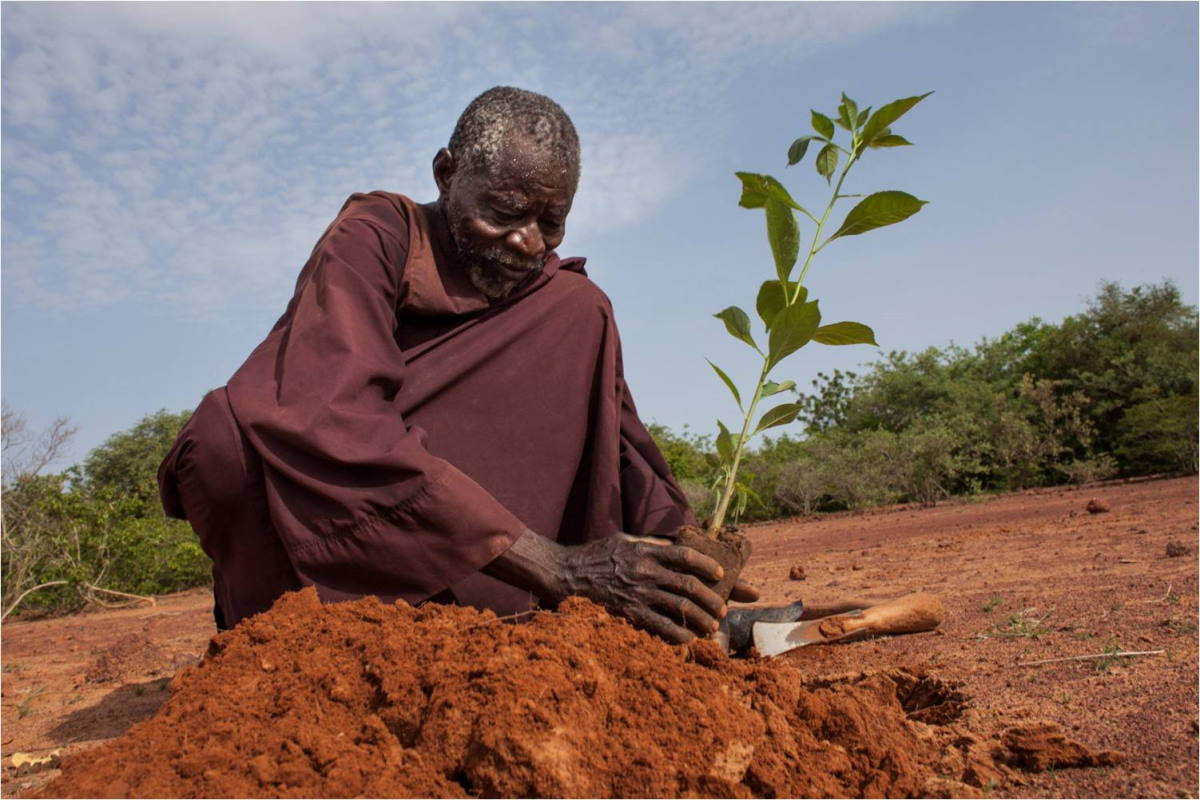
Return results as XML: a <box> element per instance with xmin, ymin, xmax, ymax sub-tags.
<box><xmin>159</xmin><ymin>388</ymin><xmax>253</xmax><ymax>524</ymax></box>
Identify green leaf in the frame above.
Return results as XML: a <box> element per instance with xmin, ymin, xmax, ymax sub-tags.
<box><xmin>829</xmin><ymin>191</ymin><xmax>927</xmax><ymax>239</ymax></box>
<box><xmin>735</xmin><ymin>172</ymin><xmax>805</xmax><ymax>211</ymax></box>
<box><xmin>767</xmin><ymin>300</ymin><xmax>821</xmax><ymax>371</ymax></box>
<box><xmin>869</xmin><ymin>134</ymin><xmax>913</xmax><ymax>148</ymax></box>
<box><xmin>856</xmin><ymin>106</ymin><xmax>871</xmax><ymax>128</ymax></box>
<box><xmin>811</xmin><ymin>110</ymin><xmax>835</xmax><ymax>139</ymax></box>
<box><xmin>839</xmin><ymin>93</ymin><xmax>859</xmax><ymax>129</ymax></box>
<box><xmin>736</xmin><ymin>481</ymin><xmax>767</xmax><ymax>510</ymax></box>
<box><xmin>707</xmin><ymin>360</ymin><xmax>742</xmax><ymax>410</ymax></box>
<box><xmin>860</xmin><ymin>92</ymin><xmax>933</xmax><ymax>149</ymax></box>
<box><xmin>812</xmin><ymin>321</ymin><xmax>879</xmax><ymax>346</ymax></box>
<box><xmin>756</xmin><ymin>280</ymin><xmax>805</xmax><ymax>329</ymax></box>
<box><xmin>714</xmin><ymin>306</ymin><xmax>757</xmax><ymax>350</ymax></box>
<box><xmin>754</xmin><ymin>402</ymin><xmax>801</xmax><ymax>435</ymax></box>
<box><xmin>735</xmin><ymin>172</ymin><xmax>769</xmax><ymax>209</ymax></box>
<box><xmin>716</xmin><ymin>420</ymin><xmax>733</xmax><ymax>466</ymax></box>
<box><xmin>761</xmin><ymin>379</ymin><xmax>797</xmax><ymax>397</ymax></box>
<box><xmin>835</xmin><ymin>103</ymin><xmax>853</xmax><ymax>131</ymax></box>
<box><xmin>765</xmin><ymin>198</ymin><xmax>800</xmax><ymax>282</ymax></box>
<box><xmin>815</xmin><ymin>143</ymin><xmax>839</xmax><ymax>184</ymax></box>
<box><xmin>787</xmin><ymin>136</ymin><xmax>818</xmax><ymax>166</ymax></box>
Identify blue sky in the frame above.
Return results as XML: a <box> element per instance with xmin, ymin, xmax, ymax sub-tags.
<box><xmin>3</xmin><ymin>1</ymin><xmax>1197</xmax><ymax>467</ymax></box>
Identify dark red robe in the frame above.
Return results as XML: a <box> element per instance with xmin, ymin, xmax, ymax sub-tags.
<box><xmin>159</xmin><ymin>192</ymin><xmax>695</xmax><ymax>625</ymax></box>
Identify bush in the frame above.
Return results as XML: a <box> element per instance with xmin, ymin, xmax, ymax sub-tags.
<box><xmin>1058</xmin><ymin>454</ymin><xmax>1119</xmax><ymax>485</ymax></box>
<box><xmin>1115</xmin><ymin>395</ymin><xmax>1199</xmax><ymax>474</ymax></box>
<box><xmin>2</xmin><ymin>409</ymin><xmax>206</xmax><ymax>619</ymax></box>
<box><xmin>647</xmin><ymin>424</ymin><xmax>716</xmax><ymax>485</ymax></box>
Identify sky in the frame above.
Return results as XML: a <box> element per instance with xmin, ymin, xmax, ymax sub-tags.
<box><xmin>2</xmin><ymin>1</ymin><xmax>1197</xmax><ymax>467</ymax></box>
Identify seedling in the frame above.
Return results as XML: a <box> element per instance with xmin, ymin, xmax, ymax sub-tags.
<box><xmin>17</xmin><ymin>686</ymin><xmax>44</xmax><ymax>718</ymax></box>
<box><xmin>983</xmin><ymin>607</ymin><xmax>1052</xmax><ymax>640</ymax></box>
<box><xmin>1094</xmin><ymin>638</ymin><xmax>1123</xmax><ymax>673</ymax></box>
<box><xmin>705</xmin><ymin>91</ymin><xmax>931</xmax><ymax>532</ymax></box>
<box><xmin>981</xmin><ymin>594</ymin><xmax>1003</xmax><ymax>613</ymax></box>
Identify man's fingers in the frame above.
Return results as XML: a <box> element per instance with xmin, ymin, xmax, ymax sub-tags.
<box><xmin>623</xmin><ymin>603</ymin><xmax>694</xmax><ymax>645</ymax></box>
<box><xmin>645</xmin><ymin>590</ymin><xmax>720</xmax><ymax>637</ymax></box>
<box><xmin>644</xmin><ymin>561</ymin><xmax>725</xmax><ymax>620</ymax></box>
<box><xmin>729</xmin><ymin>579</ymin><xmax>761</xmax><ymax>603</ymax></box>
<box><xmin>652</xmin><ymin>544</ymin><xmax>724</xmax><ymax>583</ymax></box>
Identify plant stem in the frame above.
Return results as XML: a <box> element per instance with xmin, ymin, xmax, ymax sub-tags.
<box><xmin>790</xmin><ymin>153</ymin><xmax>858</xmax><ymax>303</ymax></box>
<box><xmin>707</xmin><ymin>359</ymin><xmax>771</xmax><ymax>534</ymax></box>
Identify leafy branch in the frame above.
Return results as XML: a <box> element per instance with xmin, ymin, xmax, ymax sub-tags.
<box><xmin>705</xmin><ymin>91</ymin><xmax>932</xmax><ymax>533</ymax></box>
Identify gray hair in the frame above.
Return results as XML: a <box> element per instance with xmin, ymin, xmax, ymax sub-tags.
<box><xmin>448</xmin><ymin>87</ymin><xmax>580</xmax><ymax>181</ymax></box>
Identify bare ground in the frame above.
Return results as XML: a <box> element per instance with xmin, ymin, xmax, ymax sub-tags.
<box><xmin>3</xmin><ymin>475</ymin><xmax>1197</xmax><ymax>797</ymax></box>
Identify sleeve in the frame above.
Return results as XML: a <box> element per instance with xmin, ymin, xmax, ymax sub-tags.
<box><xmin>615</xmin><ymin>364</ymin><xmax>700</xmax><ymax>537</ymax></box>
<box><xmin>225</xmin><ymin>200</ymin><xmax>526</xmax><ymax>603</ymax></box>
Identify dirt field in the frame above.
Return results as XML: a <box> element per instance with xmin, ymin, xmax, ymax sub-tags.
<box><xmin>3</xmin><ymin>476</ymin><xmax>1196</xmax><ymax>797</ymax></box>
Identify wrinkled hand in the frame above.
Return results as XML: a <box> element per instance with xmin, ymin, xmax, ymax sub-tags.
<box><xmin>552</xmin><ymin>534</ymin><xmax>727</xmax><ymax>644</ymax></box>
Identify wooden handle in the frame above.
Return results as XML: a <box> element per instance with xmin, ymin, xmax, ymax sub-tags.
<box><xmin>827</xmin><ymin>593</ymin><xmax>944</xmax><ymax>638</ymax></box>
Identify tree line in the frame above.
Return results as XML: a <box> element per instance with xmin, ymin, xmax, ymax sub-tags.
<box><xmin>655</xmin><ymin>281</ymin><xmax>1197</xmax><ymax>522</ymax></box>
<box><xmin>2</xmin><ymin>281</ymin><xmax>1195</xmax><ymax>618</ymax></box>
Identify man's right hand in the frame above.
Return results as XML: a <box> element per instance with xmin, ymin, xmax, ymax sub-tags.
<box><xmin>549</xmin><ymin>534</ymin><xmax>726</xmax><ymax>643</ymax></box>
<box><xmin>482</xmin><ymin>528</ymin><xmax>728</xmax><ymax>644</ymax></box>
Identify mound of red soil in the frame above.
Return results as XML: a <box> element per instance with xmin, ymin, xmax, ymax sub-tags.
<box><xmin>42</xmin><ymin>589</ymin><xmax>1013</xmax><ymax>798</ymax></box>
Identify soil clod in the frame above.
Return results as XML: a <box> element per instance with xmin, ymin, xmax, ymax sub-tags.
<box><xmin>1001</xmin><ymin>723</ymin><xmax>1124</xmax><ymax>771</ymax></box>
<box><xmin>787</xmin><ymin>564</ymin><xmax>806</xmax><ymax>581</ymax></box>
<box><xmin>675</xmin><ymin>525</ymin><xmax>752</xmax><ymax>602</ymax></box>
<box><xmin>1085</xmin><ymin>499</ymin><xmax>1109</xmax><ymax>514</ymax></box>
<box><xmin>1165</xmin><ymin>540</ymin><xmax>1191</xmax><ymax>558</ymax></box>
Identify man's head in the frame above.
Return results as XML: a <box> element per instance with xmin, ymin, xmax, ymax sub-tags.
<box><xmin>434</xmin><ymin>87</ymin><xmax>580</xmax><ymax>300</ymax></box>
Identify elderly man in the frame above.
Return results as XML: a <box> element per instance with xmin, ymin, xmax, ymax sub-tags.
<box><xmin>159</xmin><ymin>86</ymin><xmax>756</xmax><ymax>644</ymax></box>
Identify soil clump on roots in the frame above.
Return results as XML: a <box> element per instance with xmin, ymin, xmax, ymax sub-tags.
<box><xmin>41</xmin><ymin>589</ymin><xmax>1048</xmax><ymax>798</ymax></box>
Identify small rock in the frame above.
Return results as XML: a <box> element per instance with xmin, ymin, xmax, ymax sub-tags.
<box><xmin>1165</xmin><ymin>540</ymin><xmax>1191</xmax><ymax>558</ymax></box>
<box><xmin>788</xmin><ymin>564</ymin><xmax>806</xmax><ymax>581</ymax></box>
<box><xmin>1085</xmin><ymin>499</ymin><xmax>1109</xmax><ymax>514</ymax></box>
<box><xmin>851</xmin><ymin>563</ymin><xmax>864</xmax><ymax>571</ymax></box>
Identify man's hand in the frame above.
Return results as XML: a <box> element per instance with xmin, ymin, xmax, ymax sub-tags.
<box><xmin>730</xmin><ymin>579</ymin><xmax>760</xmax><ymax>604</ymax></box>
<box><xmin>483</xmin><ymin>529</ymin><xmax>728</xmax><ymax>644</ymax></box>
<box><xmin>552</xmin><ymin>534</ymin><xmax>727</xmax><ymax>644</ymax></box>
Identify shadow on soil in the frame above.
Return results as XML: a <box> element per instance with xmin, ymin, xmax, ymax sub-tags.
<box><xmin>48</xmin><ymin>679</ymin><xmax>172</xmax><ymax>744</ymax></box>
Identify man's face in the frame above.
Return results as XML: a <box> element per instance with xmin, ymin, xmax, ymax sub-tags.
<box><xmin>437</xmin><ymin>134</ymin><xmax>576</xmax><ymax>300</ymax></box>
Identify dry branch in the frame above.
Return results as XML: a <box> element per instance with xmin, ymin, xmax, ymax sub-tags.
<box><xmin>1</xmin><ymin>580</ymin><xmax>70</xmax><ymax>621</ymax></box>
<box><xmin>1016</xmin><ymin>649</ymin><xmax>1165</xmax><ymax>667</ymax></box>
<box><xmin>83</xmin><ymin>583</ymin><xmax>157</xmax><ymax>607</ymax></box>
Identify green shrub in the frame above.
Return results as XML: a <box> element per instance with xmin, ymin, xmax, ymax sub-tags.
<box><xmin>2</xmin><ymin>409</ymin><xmax>207</xmax><ymax>619</ymax></box>
<box><xmin>1115</xmin><ymin>394</ymin><xmax>1199</xmax><ymax>474</ymax></box>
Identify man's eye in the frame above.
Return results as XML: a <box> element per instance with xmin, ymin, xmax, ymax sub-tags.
<box><xmin>492</xmin><ymin>208</ymin><xmax>523</xmax><ymax>223</ymax></box>
<box><xmin>541</xmin><ymin>218</ymin><xmax>563</xmax><ymax>232</ymax></box>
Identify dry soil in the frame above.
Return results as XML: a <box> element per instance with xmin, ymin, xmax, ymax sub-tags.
<box><xmin>2</xmin><ymin>475</ymin><xmax>1196</xmax><ymax>797</ymax></box>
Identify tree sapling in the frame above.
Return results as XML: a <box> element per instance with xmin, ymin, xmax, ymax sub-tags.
<box><xmin>679</xmin><ymin>91</ymin><xmax>933</xmax><ymax>599</ymax></box>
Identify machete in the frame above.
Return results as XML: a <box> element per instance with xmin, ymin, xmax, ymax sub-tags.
<box><xmin>753</xmin><ymin>592</ymin><xmax>945</xmax><ymax>657</ymax></box>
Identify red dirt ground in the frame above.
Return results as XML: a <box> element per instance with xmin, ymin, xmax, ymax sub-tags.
<box><xmin>3</xmin><ymin>475</ymin><xmax>1196</xmax><ymax>797</ymax></box>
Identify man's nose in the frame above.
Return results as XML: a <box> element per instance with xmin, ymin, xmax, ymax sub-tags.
<box><xmin>506</xmin><ymin>223</ymin><xmax>544</xmax><ymax>259</ymax></box>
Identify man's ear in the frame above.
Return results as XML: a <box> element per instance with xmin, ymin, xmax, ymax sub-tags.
<box><xmin>432</xmin><ymin>148</ymin><xmax>456</xmax><ymax>196</ymax></box>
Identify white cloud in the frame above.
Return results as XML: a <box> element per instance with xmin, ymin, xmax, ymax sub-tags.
<box><xmin>1</xmin><ymin>2</ymin><xmax>933</xmax><ymax>315</ymax></box>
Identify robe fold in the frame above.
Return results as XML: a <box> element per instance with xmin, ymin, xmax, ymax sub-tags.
<box><xmin>159</xmin><ymin>191</ymin><xmax>696</xmax><ymax>626</ymax></box>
